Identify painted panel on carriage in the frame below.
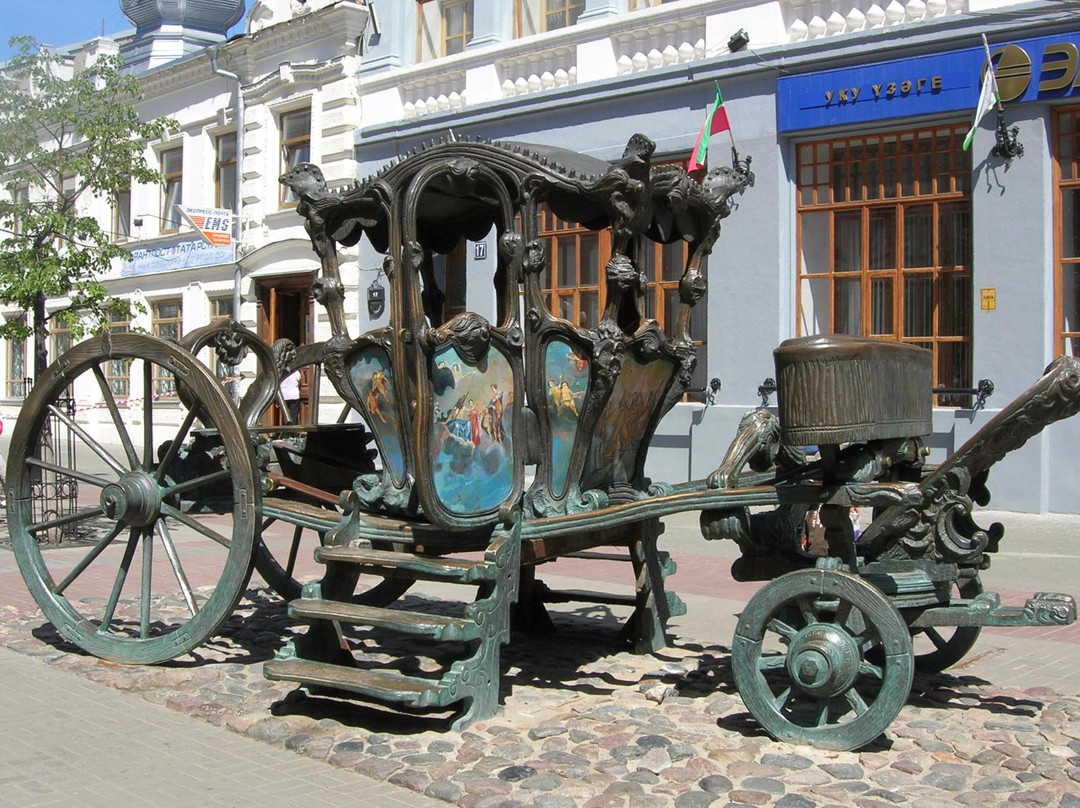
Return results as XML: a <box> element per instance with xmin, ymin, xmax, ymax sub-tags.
<box><xmin>430</xmin><ymin>344</ymin><xmax>515</xmax><ymax>514</ymax></box>
<box><xmin>348</xmin><ymin>346</ymin><xmax>406</xmax><ymax>481</ymax></box>
<box><xmin>545</xmin><ymin>339</ymin><xmax>589</xmax><ymax>499</ymax></box>
<box><xmin>581</xmin><ymin>354</ymin><xmax>673</xmax><ymax>492</ymax></box>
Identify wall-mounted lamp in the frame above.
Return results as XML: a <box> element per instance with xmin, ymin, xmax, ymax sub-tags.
<box><xmin>728</xmin><ymin>29</ymin><xmax>750</xmax><ymax>53</ymax></box>
<box><xmin>991</xmin><ymin>109</ymin><xmax>1023</xmax><ymax>166</ymax></box>
<box><xmin>367</xmin><ymin>275</ymin><xmax>386</xmax><ymax>319</ymax></box>
<box><xmin>368</xmin><ymin>1</ymin><xmax>381</xmax><ymax>36</ymax></box>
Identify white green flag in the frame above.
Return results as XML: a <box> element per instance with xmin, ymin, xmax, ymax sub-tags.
<box><xmin>963</xmin><ymin>35</ymin><xmax>1000</xmax><ymax>152</ymax></box>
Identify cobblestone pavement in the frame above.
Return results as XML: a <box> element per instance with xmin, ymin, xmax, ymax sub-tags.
<box><xmin>2</xmin><ymin>585</ymin><xmax>1079</xmax><ymax>808</ymax></box>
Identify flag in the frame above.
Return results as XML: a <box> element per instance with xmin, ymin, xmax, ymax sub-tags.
<box><xmin>962</xmin><ymin>35</ymin><xmax>1000</xmax><ymax>152</ymax></box>
<box><xmin>688</xmin><ymin>82</ymin><xmax>731</xmax><ymax>172</ymax></box>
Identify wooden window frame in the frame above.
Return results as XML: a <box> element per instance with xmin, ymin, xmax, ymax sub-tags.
<box><xmin>418</xmin><ymin>0</ymin><xmax>474</xmax><ymax>58</ymax></box>
<box><xmin>796</xmin><ymin>123</ymin><xmax>973</xmax><ymax>406</ymax></box>
<box><xmin>6</xmin><ymin>316</ymin><xmax>27</xmax><ymax>398</ymax></box>
<box><xmin>106</xmin><ymin>310</ymin><xmax>130</xmax><ymax>397</ymax></box>
<box><xmin>280</xmin><ymin>109</ymin><xmax>311</xmax><ymax>208</ymax></box>
<box><xmin>113</xmin><ymin>188</ymin><xmax>131</xmax><ymax>242</ymax></box>
<box><xmin>542</xmin><ymin>0</ymin><xmax>585</xmax><ymax>32</ymax></box>
<box><xmin>151</xmin><ymin>299</ymin><xmax>183</xmax><ymax>397</ymax></box>
<box><xmin>1054</xmin><ymin>106</ymin><xmax>1080</xmax><ymax>359</ymax></box>
<box><xmin>160</xmin><ymin>146</ymin><xmax>183</xmax><ymax>233</ymax></box>
<box><xmin>215</xmin><ymin>132</ymin><xmax>237</xmax><ymax>212</ymax></box>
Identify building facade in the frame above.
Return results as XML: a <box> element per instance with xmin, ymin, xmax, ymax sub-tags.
<box><xmin>2</xmin><ymin>0</ymin><xmax>1078</xmax><ymax>513</ymax></box>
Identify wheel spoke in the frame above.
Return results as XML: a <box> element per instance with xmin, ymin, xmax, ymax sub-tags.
<box><xmin>46</xmin><ymin>404</ymin><xmax>127</xmax><ymax>475</ymax></box>
<box><xmin>100</xmin><ymin>528</ymin><xmax>140</xmax><ymax>634</ymax></box>
<box><xmin>285</xmin><ymin>525</ymin><xmax>304</xmax><ymax>579</ymax></box>
<box><xmin>143</xmin><ymin>359</ymin><xmax>154</xmax><ymax>469</ymax></box>
<box><xmin>54</xmin><ymin>521</ymin><xmax>126</xmax><ymax>596</ymax></box>
<box><xmin>773</xmin><ymin>686</ymin><xmax>792</xmax><ymax>711</ymax></box>
<box><xmin>795</xmin><ymin>595</ymin><xmax>818</xmax><ymax>626</ymax></box>
<box><xmin>767</xmin><ymin>617</ymin><xmax>798</xmax><ymax>640</ymax></box>
<box><xmin>27</xmin><ymin>505</ymin><xmax>106</xmax><ymax>536</ymax></box>
<box><xmin>859</xmin><ymin>661</ymin><xmax>884</xmax><ymax>680</ymax></box>
<box><xmin>140</xmin><ymin>529</ymin><xmax>153</xmax><ymax>639</ymax></box>
<box><xmin>261</xmin><ymin>516</ymin><xmax>279</xmax><ymax>532</ymax></box>
<box><xmin>844</xmin><ymin>687</ymin><xmax>870</xmax><ymax>716</ymax></box>
<box><xmin>92</xmin><ymin>364</ymin><xmax>140</xmax><ymax>468</ymax></box>
<box><xmin>923</xmin><ymin>626</ymin><xmax>948</xmax><ymax>651</ymax></box>
<box><xmin>25</xmin><ymin>456</ymin><xmax>113</xmax><ymax>489</ymax></box>
<box><xmin>155</xmin><ymin>402</ymin><xmax>204</xmax><ymax>482</ymax></box>
<box><xmin>160</xmin><ymin>503</ymin><xmax>231</xmax><ymax>549</ymax></box>
<box><xmin>758</xmin><ymin>654</ymin><xmax>787</xmax><ymax>672</ymax></box>
<box><xmin>835</xmin><ymin>599</ymin><xmax>854</xmax><ymax>631</ymax></box>
<box><xmin>161</xmin><ymin>469</ymin><xmax>231</xmax><ymax>499</ymax></box>
<box><xmin>812</xmin><ymin>697</ymin><xmax>830</xmax><ymax>728</ymax></box>
<box><xmin>157</xmin><ymin>521</ymin><xmax>199</xmax><ymax>617</ymax></box>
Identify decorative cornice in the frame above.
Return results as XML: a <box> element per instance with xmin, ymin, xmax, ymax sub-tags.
<box><xmin>243</xmin><ymin>56</ymin><xmax>352</xmax><ymax>105</ymax></box>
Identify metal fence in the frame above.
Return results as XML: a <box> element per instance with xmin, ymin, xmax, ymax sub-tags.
<box><xmin>30</xmin><ymin>397</ymin><xmax>81</xmax><ymax>542</ymax></box>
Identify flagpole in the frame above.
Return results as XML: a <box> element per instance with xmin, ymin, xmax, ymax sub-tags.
<box><xmin>981</xmin><ymin>34</ymin><xmax>1002</xmax><ymax>113</ymax></box>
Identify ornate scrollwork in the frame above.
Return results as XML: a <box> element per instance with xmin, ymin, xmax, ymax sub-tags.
<box><xmin>352</xmin><ymin>471</ymin><xmax>421</xmax><ymax>517</ymax></box>
<box><xmin>565</xmin><ymin>488</ymin><xmax>610</xmax><ymax>514</ymax></box>
<box><xmin>311</xmin><ymin>276</ymin><xmax>345</xmax><ymax>308</ymax></box>
<box><xmin>424</xmin><ymin>312</ymin><xmax>492</xmax><ymax>366</ymax></box>
<box><xmin>271</xmin><ymin>338</ymin><xmax>297</xmax><ymax>378</ymax></box>
<box><xmin>679</xmin><ymin>267</ymin><xmax>707</xmax><ymax>307</ymax></box>
<box><xmin>708</xmin><ymin>408</ymin><xmax>780</xmax><ymax>489</ymax></box>
<box><xmin>522</xmin><ymin>239</ymin><xmax>546</xmax><ymax>277</ymax></box>
<box><xmin>1023</xmin><ymin>592</ymin><xmax>1077</xmax><ymax>625</ymax></box>
<box><xmin>211</xmin><ymin>323</ymin><xmax>250</xmax><ymax>368</ymax></box>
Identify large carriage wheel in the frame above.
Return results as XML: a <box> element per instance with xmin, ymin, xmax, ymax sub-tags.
<box><xmin>912</xmin><ymin>576</ymin><xmax>983</xmax><ymax>673</ymax></box>
<box><xmin>8</xmin><ymin>333</ymin><xmax>258</xmax><ymax>665</ymax></box>
<box><xmin>732</xmin><ymin>568</ymin><xmax>914</xmax><ymax>751</ymax></box>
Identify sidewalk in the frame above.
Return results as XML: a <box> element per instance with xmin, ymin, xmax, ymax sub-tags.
<box><xmin>0</xmin><ymin>645</ymin><xmax>442</xmax><ymax>808</ymax></box>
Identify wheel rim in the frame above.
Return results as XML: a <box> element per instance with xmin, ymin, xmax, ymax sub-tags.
<box><xmin>8</xmin><ymin>334</ymin><xmax>258</xmax><ymax>664</ymax></box>
<box><xmin>732</xmin><ymin>568</ymin><xmax>913</xmax><ymax>751</ymax></box>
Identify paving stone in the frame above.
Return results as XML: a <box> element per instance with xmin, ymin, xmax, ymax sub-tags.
<box><xmin>774</xmin><ymin>796</ymin><xmax>816</xmax><ymax>808</ymax></box>
<box><xmin>673</xmin><ymin>791</ymin><xmax>719</xmax><ymax>808</ymax></box>
<box><xmin>821</xmin><ymin>763</ymin><xmax>865</xmax><ymax>780</ymax></box>
<box><xmin>698</xmin><ymin>774</ymin><xmax>733</xmax><ymax>794</ymax></box>
<box><xmin>740</xmin><ymin>777</ymin><xmax>784</xmax><ymax>795</ymax></box>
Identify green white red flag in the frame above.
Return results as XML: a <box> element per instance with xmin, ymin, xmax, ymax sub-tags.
<box><xmin>962</xmin><ymin>34</ymin><xmax>1000</xmax><ymax>152</ymax></box>
<box><xmin>688</xmin><ymin>82</ymin><xmax>731</xmax><ymax>172</ymax></box>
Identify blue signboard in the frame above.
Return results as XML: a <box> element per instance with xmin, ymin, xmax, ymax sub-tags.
<box><xmin>779</xmin><ymin>29</ymin><xmax>1080</xmax><ymax>132</ymax></box>
<box><xmin>122</xmin><ymin>235</ymin><xmax>235</xmax><ymax>276</ymax></box>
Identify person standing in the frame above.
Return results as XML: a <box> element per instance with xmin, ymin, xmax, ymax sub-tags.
<box><xmin>280</xmin><ymin>368</ymin><xmax>301</xmax><ymax>424</ymax></box>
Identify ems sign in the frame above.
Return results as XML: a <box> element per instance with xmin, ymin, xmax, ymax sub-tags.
<box><xmin>179</xmin><ymin>206</ymin><xmax>234</xmax><ymax>247</ymax></box>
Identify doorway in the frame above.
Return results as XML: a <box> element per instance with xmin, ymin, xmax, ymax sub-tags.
<box><xmin>257</xmin><ymin>275</ymin><xmax>315</xmax><ymax>425</ymax></box>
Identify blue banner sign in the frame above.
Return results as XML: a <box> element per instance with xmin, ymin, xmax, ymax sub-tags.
<box><xmin>779</xmin><ymin>29</ymin><xmax>1080</xmax><ymax>132</ymax></box>
<box><xmin>122</xmin><ymin>235</ymin><xmax>235</xmax><ymax>276</ymax></box>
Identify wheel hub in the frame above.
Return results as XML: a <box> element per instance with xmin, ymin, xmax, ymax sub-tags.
<box><xmin>786</xmin><ymin>624</ymin><xmax>860</xmax><ymax>697</ymax></box>
<box><xmin>100</xmin><ymin>472</ymin><xmax>163</xmax><ymax>527</ymax></box>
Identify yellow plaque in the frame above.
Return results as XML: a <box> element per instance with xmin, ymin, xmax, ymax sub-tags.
<box><xmin>981</xmin><ymin>288</ymin><xmax>997</xmax><ymax>311</ymax></box>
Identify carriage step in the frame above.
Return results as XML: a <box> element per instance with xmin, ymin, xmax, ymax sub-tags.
<box><xmin>264</xmin><ymin>658</ymin><xmax>450</xmax><ymax>707</ymax></box>
<box><xmin>314</xmin><ymin>546</ymin><xmax>495</xmax><ymax>584</ymax></box>
<box><xmin>288</xmin><ymin>599</ymin><xmax>481</xmax><ymax>641</ymax></box>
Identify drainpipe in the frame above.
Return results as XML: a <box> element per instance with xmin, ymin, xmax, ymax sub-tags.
<box><xmin>209</xmin><ymin>47</ymin><xmax>245</xmax><ymax>324</ymax></box>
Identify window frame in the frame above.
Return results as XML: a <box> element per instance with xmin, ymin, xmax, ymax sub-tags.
<box><xmin>106</xmin><ymin>309</ymin><xmax>131</xmax><ymax>398</ymax></box>
<box><xmin>160</xmin><ymin>145</ymin><xmax>183</xmax><ymax>233</ymax></box>
<box><xmin>113</xmin><ymin>187</ymin><xmax>131</xmax><ymax>242</ymax></box>
<box><xmin>279</xmin><ymin>109</ymin><xmax>311</xmax><ymax>208</ymax></box>
<box><xmin>418</xmin><ymin>0</ymin><xmax>474</xmax><ymax>60</ymax></box>
<box><xmin>151</xmin><ymin>299</ymin><xmax>183</xmax><ymax>397</ymax></box>
<box><xmin>1053</xmin><ymin>105</ymin><xmax>1080</xmax><ymax>359</ymax></box>
<box><xmin>6</xmin><ymin>316</ymin><xmax>27</xmax><ymax>398</ymax></box>
<box><xmin>795</xmin><ymin>123</ymin><xmax>974</xmax><ymax>406</ymax></box>
<box><xmin>215</xmin><ymin>132</ymin><xmax>238</xmax><ymax>213</ymax></box>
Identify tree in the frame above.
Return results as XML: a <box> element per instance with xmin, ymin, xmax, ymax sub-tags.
<box><xmin>0</xmin><ymin>35</ymin><xmax>175</xmax><ymax>381</ymax></box>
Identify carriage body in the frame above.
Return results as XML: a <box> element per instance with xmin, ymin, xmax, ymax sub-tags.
<box><xmin>282</xmin><ymin>136</ymin><xmax>750</xmax><ymax>533</ymax></box>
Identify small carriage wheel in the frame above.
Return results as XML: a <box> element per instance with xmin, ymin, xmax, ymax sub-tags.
<box><xmin>911</xmin><ymin>576</ymin><xmax>983</xmax><ymax>673</ymax></box>
<box><xmin>732</xmin><ymin>568</ymin><xmax>914</xmax><ymax>751</ymax></box>
<box><xmin>8</xmin><ymin>334</ymin><xmax>258</xmax><ymax>665</ymax></box>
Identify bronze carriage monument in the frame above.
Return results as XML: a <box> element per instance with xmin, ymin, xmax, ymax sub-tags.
<box><xmin>8</xmin><ymin>133</ymin><xmax>1080</xmax><ymax>751</ymax></box>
